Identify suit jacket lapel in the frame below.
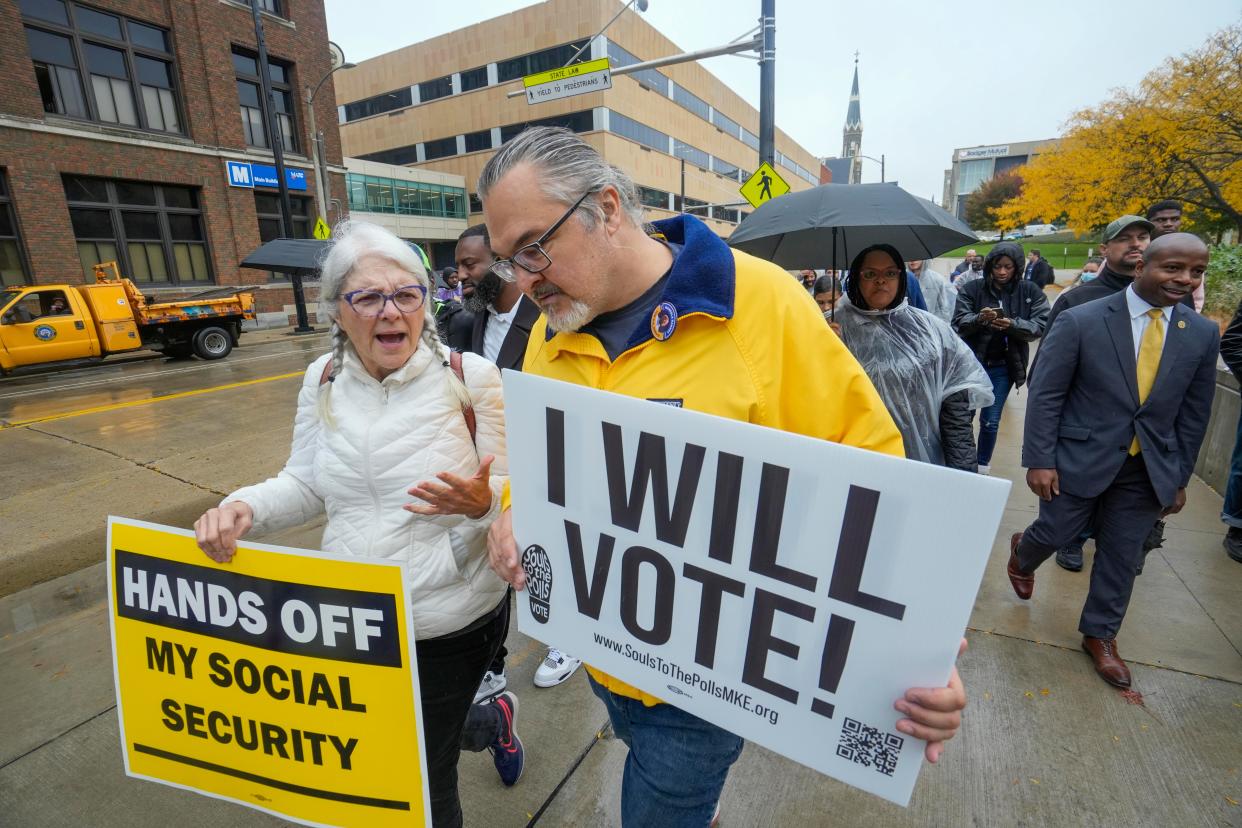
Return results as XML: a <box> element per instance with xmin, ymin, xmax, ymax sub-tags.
<box><xmin>471</xmin><ymin>308</ymin><xmax>486</xmax><ymax>355</ymax></box>
<box><xmin>1104</xmin><ymin>298</ymin><xmax>1140</xmax><ymax>406</ymax></box>
<box><xmin>495</xmin><ymin>296</ymin><xmax>539</xmax><ymax>370</ymax></box>
<box><xmin>1149</xmin><ymin>304</ymin><xmax>1187</xmax><ymax>401</ymax></box>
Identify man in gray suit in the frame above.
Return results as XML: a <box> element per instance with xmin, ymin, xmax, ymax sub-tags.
<box><xmin>1006</xmin><ymin>233</ymin><xmax>1218</xmax><ymax>688</ymax></box>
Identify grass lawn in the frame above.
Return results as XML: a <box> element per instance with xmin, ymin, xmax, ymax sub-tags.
<box><xmin>943</xmin><ymin>240</ymin><xmax>1097</xmax><ymax>270</ymax></box>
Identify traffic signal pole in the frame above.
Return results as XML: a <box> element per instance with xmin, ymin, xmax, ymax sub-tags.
<box><xmin>758</xmin><ymin>0</ymin><xmax>775</xmax><ymax>168</ymax></box>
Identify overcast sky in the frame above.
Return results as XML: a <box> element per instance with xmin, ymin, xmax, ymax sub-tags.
<box><xmin>323</xmin><ymin>0</ymin><xmax>1238</xmax><ymax>201</ymax></box>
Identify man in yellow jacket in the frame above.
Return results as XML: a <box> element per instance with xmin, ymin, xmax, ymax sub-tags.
<box><xmin>481</xmin><ymin>127</ymin><xmax>966</xmax><ymax>826</ymax></box>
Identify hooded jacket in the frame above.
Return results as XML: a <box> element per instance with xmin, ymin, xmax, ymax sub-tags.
<box><xmin>223</xmin><ymin>346</ymin><xmax>509</xmax><ymax>640</ymax></box>
<box><xmin>952</xmin><ymin>242</ymin><xmax>1049</xmax><ymax>387</ymax></box>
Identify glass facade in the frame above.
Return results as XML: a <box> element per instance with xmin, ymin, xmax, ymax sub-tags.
<box><xmin>957</xmin><ymin>158</ymin><xmax>994</xmax><ymax>195</ymax></box>
<box><xmin>606</xmin><ymin>41</ymin><xmax>669</xmax><ymax>96</ymax></box>
<box><xmin>609</xmin><ymin>111</ymin><xmax>667</xmax><ymax>153</ymax></box>
<box><xmin>496</xmin><ymin>41</ymin><xmax>588</xmax><ymax>83</ymax></box>
<box><xmin>346</xmin><ymin>173</ymin><xmax>467</xmax><ymax>219</ymax></box>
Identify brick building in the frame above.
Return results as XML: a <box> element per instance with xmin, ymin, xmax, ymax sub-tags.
<box><xmin>0</xmin><ymin>0</ymin><xmax>345</xmax><ymax>324</ymax></box>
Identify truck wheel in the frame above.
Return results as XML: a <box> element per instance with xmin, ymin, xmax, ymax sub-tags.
<box><xmin>193</xmin><ymin>326</ymin><xmax>233</xmax><ymax>360</ymax></box>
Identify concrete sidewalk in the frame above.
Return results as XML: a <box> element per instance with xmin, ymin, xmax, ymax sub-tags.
<box><xmin>2</xmin><ymin>388</ymin><xmax>1240</xmax><ymax>826</ymax></box>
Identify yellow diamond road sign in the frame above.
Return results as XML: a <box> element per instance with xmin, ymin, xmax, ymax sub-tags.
<box><xmin>740</xmin><ymin>162</ymin><xmax>790</xmax><ymax>209</ymax></box>
<box><xmin>313</xmin><ymin>216</ymin><xmax>331</xmax><ymax>240</ymax></box>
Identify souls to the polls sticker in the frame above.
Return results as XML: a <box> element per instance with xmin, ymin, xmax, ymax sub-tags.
<box><xmin>522</xmin><ymin>545</ymin><xmax>552</xmax><ymax>624</ymax></box>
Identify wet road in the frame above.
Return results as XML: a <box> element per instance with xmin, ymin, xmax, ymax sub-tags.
<box><xmin>1</xmin><ymin>329</ymin><xmax>332</xmax><ymax>597</ymax></box>
<box><xmin>0</xmin><ymin>330</ymin><xmax>330</xmax><ymax>426</ymax></box>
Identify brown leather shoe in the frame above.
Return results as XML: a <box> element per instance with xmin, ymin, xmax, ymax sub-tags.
<box><xmin>1081</xmin><ymin>636</ymin><xmax>1131</xmax><ymax>688</ymax></box>
<box><xmin>1007</xmin><ymin>532</ymin><xmax>1034</xmax><ymax>600</ymax></box>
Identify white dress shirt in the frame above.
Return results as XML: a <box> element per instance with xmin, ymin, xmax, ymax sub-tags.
<box><xmin>1125</xmin><ymin>284</ymin><xmax>1173</xmax><ymax>360</ymax></box>
<box><xmin>483</xmin><ymin>297</ymin><xmax>523</xmax><ymax>363</ymax></box>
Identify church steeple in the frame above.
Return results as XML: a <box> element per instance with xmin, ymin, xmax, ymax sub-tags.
<box><xmin>842</xmin><ymin>54</ymin><xmax>863</xmax><ymax>184</ymax></box>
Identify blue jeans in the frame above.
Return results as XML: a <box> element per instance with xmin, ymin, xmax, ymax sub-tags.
<box><xmin>976</xmin><ymin>364</ymin><xmax>1014</xmax><ymax>466</ymax></box>
<box><xmin>1223</xmin><ymin>409</ymin><xmax>1242</xmax><ymax>528</ymax></box>
<box><xmin>589</xmin><ymin>675</ymin><xmax>744</xmax><ymax>828</ymax></box>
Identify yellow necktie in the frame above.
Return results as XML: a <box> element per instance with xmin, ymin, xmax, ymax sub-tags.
<box><xmin>1130</xmin><ymin>308</ymin><xmax>1165</xmax><ymax>455</ymax></box>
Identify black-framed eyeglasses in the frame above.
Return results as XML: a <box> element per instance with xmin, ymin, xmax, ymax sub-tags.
<box><xmin>489</xmin><ymin>191</ymin><xmax>593</xmax><ymax>283</ymax></box>
<box><xmin>341</xmin><ymin>284</ymin><xmax>427</xmax><ymax>317</ymax></box>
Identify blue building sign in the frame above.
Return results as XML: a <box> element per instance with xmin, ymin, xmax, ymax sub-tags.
<box><xmin>225</xmin><ymin>160</ymin><xmax>308</xmax><ymax>191</ymax></box>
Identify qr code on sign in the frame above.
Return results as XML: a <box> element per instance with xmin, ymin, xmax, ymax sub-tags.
<box><xmin>836</xmin><ymin>717</ymin><xmax>903</xmax><ymax>777</ymax></box>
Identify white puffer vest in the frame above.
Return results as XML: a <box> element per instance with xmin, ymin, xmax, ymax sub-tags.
<box><xmin>224</xmin><ymin>345</ymin><xmax>508</xmax><ymax>639</ymax></box>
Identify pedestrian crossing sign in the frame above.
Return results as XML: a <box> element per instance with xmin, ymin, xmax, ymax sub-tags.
<box><xmin>740</xmin><ymin>162</ymin><xmax>790</xmax><ymax>209</ymax></box>
<box><xmin>313</xmin><ymin>217</ymin><xmax>331</xmax><ymax>240</ymax></box>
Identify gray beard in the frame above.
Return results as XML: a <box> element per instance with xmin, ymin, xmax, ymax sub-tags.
<box><xmin>464</xmin><ymin>272</ymin><xmax>503</xmax><ymax>314</ymax></box>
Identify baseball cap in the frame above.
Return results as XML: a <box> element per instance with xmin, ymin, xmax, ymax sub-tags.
<box><xmin>1102</xmin><ymin>215</ymin><xmax>1154</xmax><ymax>242</ymax></box>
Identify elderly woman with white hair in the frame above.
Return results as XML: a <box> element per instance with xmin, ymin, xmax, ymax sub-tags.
<box><xmin>193</xmin><ymin>220</ymin><xmax>522</xmax><ymax>827</ymax></box>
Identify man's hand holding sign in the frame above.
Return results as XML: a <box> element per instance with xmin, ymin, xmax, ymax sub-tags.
<box><xmin>489</xmin><ymin>510</ymin><xmax>968</xmax><ymax>761</ymax></box>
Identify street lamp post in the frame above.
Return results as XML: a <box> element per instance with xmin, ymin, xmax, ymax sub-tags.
<box><xmin>249</xmin><ymin>0</ymin><xmax>313</xmax><ymax>333</ymax></box>
<box><xmin>856</xmin><ymin>153</ymin><xmax>885</xmax><ymax>182</ymax></box>
<box><xmin>306</xmin><ymin>44</ymin><xmax>355</xmax><ymax>224</ymax></box>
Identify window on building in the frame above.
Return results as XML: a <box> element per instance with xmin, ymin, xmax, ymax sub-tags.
<box><xmin>740</xmin><ymin>128</ymin><xmax>759</xmax><ymax>151</ymax></box>
<box><xmin>419</xmin><ymin>75</ymin><xmax>451</xmax><ymax>102</ymax></box>
<box><xmin>422</xmin><ymin>135</ymin><xmax>457</xmax><ymax>161</ymax></box>
<box><xmin>496</xmin><ymin>40</ymin><xmax>589</xmax><ymax>83</ymax></box>
<box><xmin>499</xmin><ymin>110</ymin><xmax>592</xmax><ymax>144</ymax></box>
<box><xmin>715</xmin><ymin>206</ymin><xmax>740</xmax><ymax>223</ymax></box>
<box><xmin>468</xmin><ymin>193</ymin><xmax>483</xmax><ymax>214</ymax></box>
<box><xmin>606</xmin><ymin>41</ymin><xmax>668</xmax><ymax>95</ymax></box>
<box><xmin>64</xmin><ymin>175</ymin><xmax>210</xmax><ymax>284</ymax></box>
<box><xmin>0</xmin><ymin>172</ymin><xmax>31</xmax><ymax>287</ymax></box>
<box><xmin>673</xmin><ymin>140</ymin><xmax>710</xmax><ymax>170</ymax></box>
<box><xmin>459</xmin><ymin>66</ymin><xmax>488</xmax><ymax>92</ymax></box>
<box><xmin>233</xmin><ymin>47</ymin><xmax>297</xmax><ymax>152</ymax></box>
<box><xmin>711</xmin><ymin>156</ymin><xmax>740</xmax><ymax>181</ymax></box>
<box><xmin>638</xmin><ymin>185</ymin><xmax>670</xmax><ymax>211</ymax></box>
<box><xmin>464</xmin><ymin>130</ymin><xmax>491</xmax><ymax>153</ymax></box>
<box><xmin>672</xmin><ymin>84</ymin><xmax>710</xmax><ymax>121</ymax></box>
<box><xmin>239</xmin><ymin>0</ymin><xmax>283</xmax><ymax>15</ymax></box>
<box><xmin>357</xmin><ymin>145</ymin><xmax>418</xmax><ymax>165</ymax></box>
<box><xmin>710</xmin><ymin>109</ymin><xmax>740</xmax><ymax>139</ymax></box>
<box><xmin>21</xmin><ymin>3</ymin><xmax>182</xmax><ymax>133</ymax></box>
<box><xmin>607</xmin><ymin>112</ymin><xmax>667</xmax><ymax>153</ymax></box>
<box><xmin>674</xmin><ymin>195</ymin><xmax>708</xmax><ymax>214</ymax></box>
<box><xmin>342</xmin><ymin>87</ymin><xmax>411</xmax><ymax>122</ymax></box>
<box><xmin>254</xmin><ymin>192</ymin><xmax>310</xmax><ymax>242</ymax></box>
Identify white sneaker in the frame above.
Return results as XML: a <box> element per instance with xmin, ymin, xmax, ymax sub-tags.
<box><xmin>474</xmin><ymin>670</ymin><xmax>507</xmax><ymax>704</ymax></box>
<box><xmin>534</xmin><ymin>648</ymin><xmax>582</xmax><ymax>688</ymax></box>
<box><xmin>978</xmin><ymin>464</ymin><xmax>991</xmax><ymax>476</ymax></box>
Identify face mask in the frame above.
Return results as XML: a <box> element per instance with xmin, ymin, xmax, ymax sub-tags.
<box><xmin>1080</xmin><ymin>272</ymin><xmax>1098</xmax><ymax>282</ymax></box>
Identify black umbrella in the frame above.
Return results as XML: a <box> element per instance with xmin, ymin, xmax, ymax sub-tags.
<box><xmin>728</xmin><ymin>182</ymin><xmax>977</xmax><ymax>271</ymax></box>
<box><xmin>239</xmin><ymin>238</ymin><xmax>330</xmax><ymax>274</ymax></box>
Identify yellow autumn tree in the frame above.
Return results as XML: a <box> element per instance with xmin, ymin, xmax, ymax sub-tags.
<box><xmin>998</xmin><ymin>22</ymin><xmax>1242</xmax><ymax>235</ymax></box>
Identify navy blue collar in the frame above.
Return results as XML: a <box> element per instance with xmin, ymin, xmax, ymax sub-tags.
<box><xmin>621</xmin><ymin>214</ymin><xmax>736</xmax><ymax>351</ymax></box>
<box><xmin>542</xmin><ymin>213</ymin><xmax>738</xmax><ymax>350</ymax></box>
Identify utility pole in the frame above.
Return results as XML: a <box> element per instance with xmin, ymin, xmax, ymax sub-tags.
<box><xmin>758</xmin><ymin>0</ymin><xmax>775</xmax><ymax>167</ymax></box>
<box><xmin>250</xmin><ymin>1</ymin><xmax>312</xmax><ymax>333</ymax></box>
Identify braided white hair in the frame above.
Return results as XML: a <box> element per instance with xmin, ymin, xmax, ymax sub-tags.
<box><xmin>315</xmin><ymin>219</ymin><xmax>469</xmax><ymax>427</ymax></box>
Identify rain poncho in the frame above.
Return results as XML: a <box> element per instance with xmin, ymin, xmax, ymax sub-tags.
<box><xmin>834</xmin><ymin>295</ymin><xmax>994</xmax><ymax>466</ymax></box>
<box><xmin>909</xmin><ymin>262</ymin><xmax>956</xmax><ymax>323</ymax></box>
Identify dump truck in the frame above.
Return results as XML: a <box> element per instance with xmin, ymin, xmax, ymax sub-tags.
<box><xmin>0</xmin><ymin>262</ymin><xmax>256</xmax><ymax>374</ymax></box>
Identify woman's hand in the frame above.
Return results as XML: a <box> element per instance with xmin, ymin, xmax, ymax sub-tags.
<box><xmin>194</xmin><ymin>501</ymin><xmax>254</xmax><ymax>563</ymax></box>
<box><xmin>406</xmin><ymin>455</ymin><xmax>495</xmax><ymax>519</ymax></box>
<box><xmin>990</xmin><ymin>317</ymin><xmax>1012</xmax><ymax>331</ymax></box>
<box><xmin>487</xmin><ymin>508</ymin><xmax>526</xmax><ymax>590</ymax></box>
<box><xmin>978</xmin><ymin>307</ymin><xmax>998</xmax><ymax>324</ymax></box>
